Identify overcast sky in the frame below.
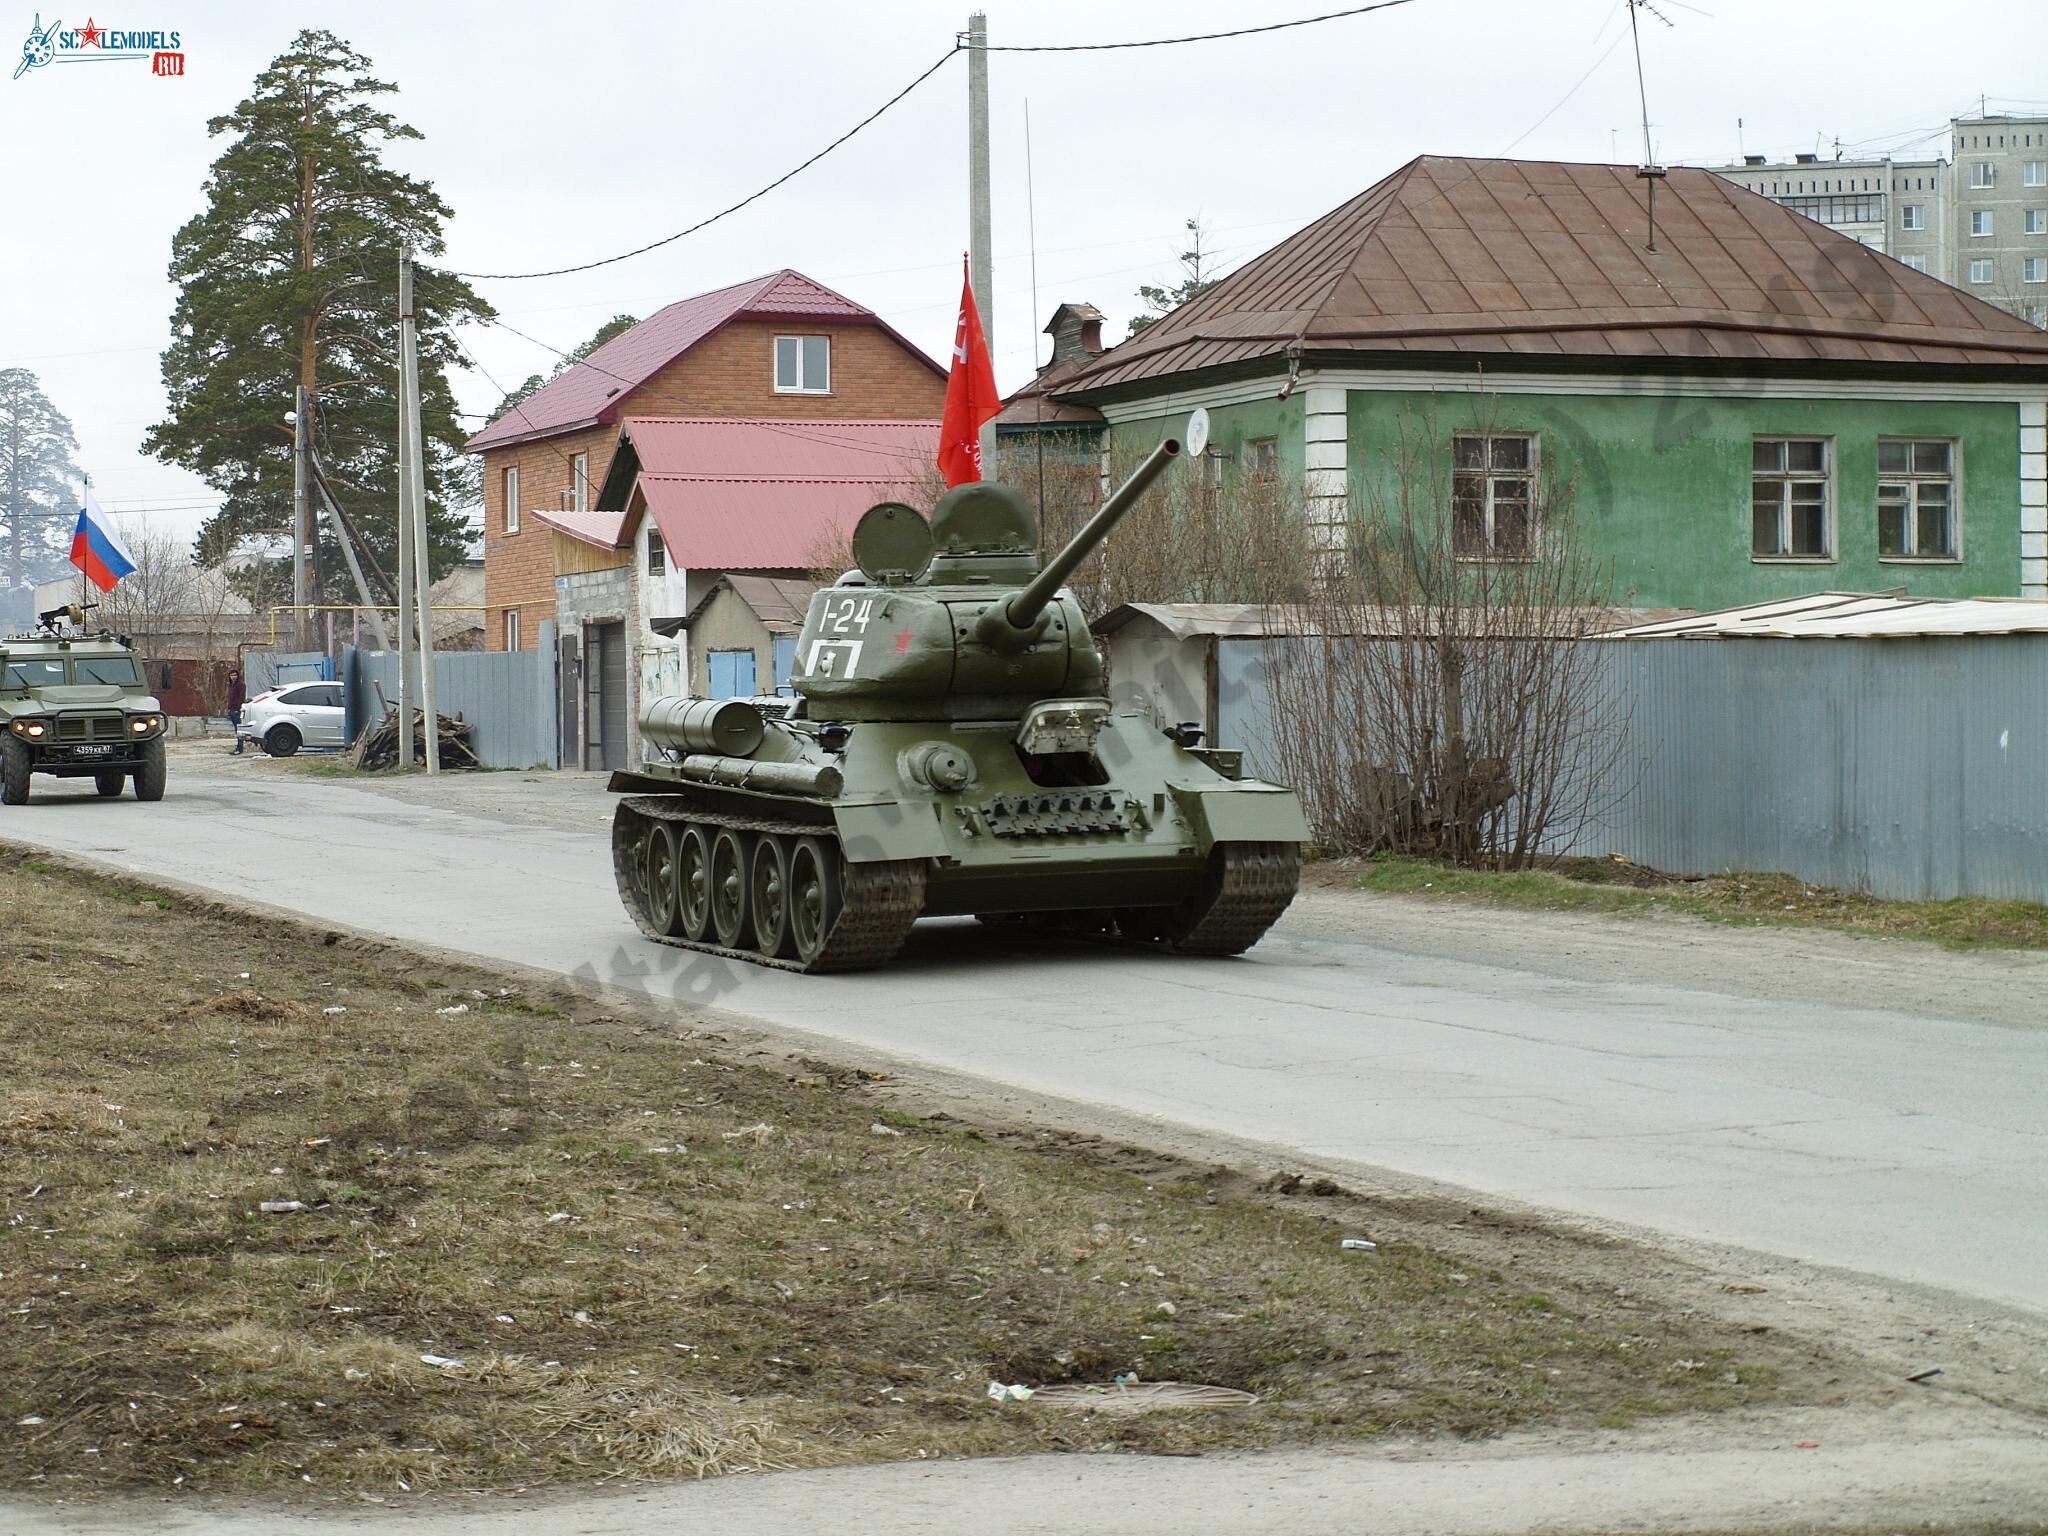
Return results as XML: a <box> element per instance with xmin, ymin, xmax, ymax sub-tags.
<box><xmin>2</xmin><ymin>0</ymin><xmax>2042</xmax><ymax>547</ymax></box>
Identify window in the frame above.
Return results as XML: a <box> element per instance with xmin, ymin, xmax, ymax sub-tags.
<box><xmin>1751</xmin><ymin>437</ymin><xmax>1831</xmax><ymax>559</ymax></box>
<box><xmin>1451</xmin><ymin>432</ymin><xmax>1538</xmax><ymax>559</ymax></box>
<box><xmin>505</xmin><ymin>609</ymin><xmax>521</xmax><ymax>652</ymax></box>
<box><xmin>2025</xmin><ymin>304</ymin><xmax>2048</xmax><ymax>327</ymax></box>
<box><xmin>1969</xmin><ymin>259</ymin><xmax>1994</xmax><ymax>285</ymax></box>
<box><xmin>4</xmin><ymin>658</ymin><xmax>66</xmax><ymax>689</ymax></box>
<box><xmin>73</xmin><ymin>656</ymin><xmax>141</xmax><ymax>686</ymax></box>
<box><xmin>1877</xmin><ymin>439</ymin><xmax>1958</xmax><ymax>560</ymax></box>
<box><xmin>1970</xmin><ymin>210</ymin><xmax>1994</xmax><ymax>237</ymax></box>
<box><xmin>1970</xmin><ymin>161</ymin><xmax>1995</xmax><ymax>189</ymax></box>
<box><xmin>647</xmin><ymin>527</ymin><xmax>665</xmax><ymax>576</ymax></box>
<box><xmin>1242</xmin><ymin>436</ymin><xmax>1279</xmax><ymax>478</ymax></box>
<box><xmin>1901</xmin><ymin>254</ymin><xmax>1929</xmax><ymax>273</ymax></box>
<box><xmin>773</xmin><ymin>334</ymin><xmax>830</xmax><ymax>393</ymax></box>
<box><xmin>571</xmin><ymin>452</ymin><xmax>589</xmax><ymax>514</ymax></box>
<box><xmin>2027</xmin><ymin>257</ymin><xmax>2048</xmax><ymax>284</ymax></box>
<box><xmin>1901</xmin><ymin>204</ymin><xmax>1924</xmax><ymax>230</ymax></box>
<box><xmin>2027</xmin><ymin>161</ymin><xmax>2048</xmax><ymax>188</ymax></box>
<box><xmin>2027</xmin><ymin>209</ymin><xmax>2047</xmax><ymax>236</ymax></box>
<box><xmin>503</xmin><ymin>465</ymin><xmax>519</xmax><ymax>534</ymax></box>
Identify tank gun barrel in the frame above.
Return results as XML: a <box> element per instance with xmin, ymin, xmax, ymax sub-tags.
<box><xmin>981</xmin><ymin>437</ymin><xmax>1181</xmax><ymax>646</ymax></box>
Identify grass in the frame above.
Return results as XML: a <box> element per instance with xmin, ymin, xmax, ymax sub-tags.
<box><xmin>0</xmin><ymin>847</ymin><xmax>1844</xmax><ymax>1501</ymax></box>
<box><xmin>1350</xmin><ymin>855</ymin><xmax>2048</xmax><ymax>951</ymax></box>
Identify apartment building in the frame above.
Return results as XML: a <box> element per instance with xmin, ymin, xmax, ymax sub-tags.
<box><xmin>1714</xmin><ymin>111</ymin><xmax>2048</xmax><ymax>328</ymax></box>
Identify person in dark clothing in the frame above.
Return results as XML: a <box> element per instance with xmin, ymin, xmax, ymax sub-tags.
<box><xmin>226</xmin><ymin>669</ymin><xmax>246</xmax><ymax>754</ymax></box>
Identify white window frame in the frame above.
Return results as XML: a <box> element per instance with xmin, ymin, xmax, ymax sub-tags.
<box><xmin>571</xmin><ymin>452</ymin><xmax>589</xmax><ymax>514</ymax></box>
<box><xmin>505</xmin><ymin>609</ymin><xmax>521</xmax><ymax>652</ymax></box>
<box><xmin>1969</xmin><ymin>258</ymin><xmax>1995</xmax><ymax>285</ymax></box>
<box><xmin>2025</xmin><ymin>256</ymin><xmax>2048</xmax><ymax>285</ymax></box>
<box><xmin>1970</xmin><ymin>161</ymin><xmax>1996</xmax><ymax>189</ymax></box>
<box><xmin>772</xmin><ymin>334</ymin><xmax>831</xmax><ymax>394</ymax></box>
<box><xmin>1242</xmin><ymin>436</ymin><xmax>1280</xmax><ymax>479</ymax></box>
<box><xmin>1451</xmin><ymin>431</ymin><xmax>1540</xmax><ymax>561</ymax></box>
<box><xmin>647</xmin><ymin>525</ymin><xmax>665</xmax><ymax>577</ymax></box>
<box><xmin>1900</xmin><ymin>204</ymin><xmax>1924</xmax><ymax>231</ymax></box>
<box><xmin>1751</xmin><ymin>436</ymin><xmax>1834</xmax><ymax>562</ymax></box>
<box><xmin>503</xmin><ymin>464</ymin><xmax>520</xmax><ymax>534</ymax></box>
<box><xmin>1876</xmin><ymin>438</ymin><xmax>1960</xmax><ymax>562</ymax></box>
<box><xmin>1970</xmin><ymin>210</ymin><xmax>1994</xmax><ymax>238</ymax></box>
<box><xmin>2026</xmin><ymin>161</ymin><xmax>2047</xmax><ymax>188</ymax></box>
<box><xmin>1900</xmin><ymin>254</ymin><xmax>1929</xmax><ymax>273</ymax></box>
<box><xmin>2026</xmin><ymin>209</ymin><xmax>2048</xmax><ymax>236</ymax></box>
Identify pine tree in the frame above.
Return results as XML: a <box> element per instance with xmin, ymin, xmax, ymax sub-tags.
<box><xmin>1128</xmin><ymin>217</ymin><xmax>1218</xmax><ymax>337</ymax></box>
<box><xmin>0</xmin><ymin>367</ymin><xmax>82</xmax><ymax>598</ymax></box>
<box><xmin>143</xmin><ymin>29</ymin><xmax>491</xmax><ymax>595</ymax></box>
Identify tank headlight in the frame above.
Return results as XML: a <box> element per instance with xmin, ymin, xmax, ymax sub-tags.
<box><xmin>10</xmin><ymin>718</ymin><xmax>47</xmax><ymax>739</ymax></box>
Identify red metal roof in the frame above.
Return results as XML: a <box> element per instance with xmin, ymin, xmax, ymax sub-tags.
<box><xmin>531</xmin><ymin>503</ymin><xmax>630</xmax><ymax>550</ymax></box>
<box><xmin>464</xmin><ymin>270</ymin><xmax>945</xmax><ymax>452</ymax></box>
<box><xmin>1057</xmin><ymin>157</ymin><xmax>2048</xmax><ymax>398</ymax></box>
<box><xmin>610</xmin><ymin>417</ymin><xmax>938</xmax><ymax>570</ymax></box>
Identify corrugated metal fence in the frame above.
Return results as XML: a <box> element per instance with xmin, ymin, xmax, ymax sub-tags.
<box><xmin>343</xmin><ymin>626</ymin><xmax>558</xmax><ymax>769</ymax></box>
<box><xmin>1215</xmin><ymin>634</ymin><xmax>2048</xmax><ymax>903</ymax></box>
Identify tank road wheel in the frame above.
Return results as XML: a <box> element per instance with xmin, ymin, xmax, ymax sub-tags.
<box><xmin>749</xmin><ymin>835</ymin><xmax>795</xmax><ymax>959</ymax></box>
<box><xmin>788</xmin><ymin>837</ymin><xmax>842</xmax><ymax>968</ymax></box>
<box><xmin>709</xmin><ymin>828</ymin><xmax>752</xmax><ymax>949</ymax></box>
<box><xmin>95</xmin><ymin>770</ymin><xmax>126</xmax><ymax>798</ymax></box>
<box><xmin>133</xmin><ymin>738</ymin><xmax>167</xmax><ymax>802</ymax></box>
<box><xmin>641</xmin><ymin>821</ymin><xmax>684</xmax><ymax>936</ymax></box>
<box><xmin>0</xmin><ymin>736</ymin><xmax>30</xmax><ymax>805</ymax></box>
<box><xmin>675</xmin><ymin>823</ymin><xmax>714</xmax><ymax>942</ymax></box>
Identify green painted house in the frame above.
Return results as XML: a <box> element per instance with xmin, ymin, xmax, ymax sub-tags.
<box><xmin>1011</xmin><ymin>157</ymin><xmax>2048</xmax><ymax>608</ymax></box>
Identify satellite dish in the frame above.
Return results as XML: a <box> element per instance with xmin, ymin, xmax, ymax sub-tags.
<box><xmin>849</xmin><ymin>501</ymin><xmax>934</xmax><ymax>584</ymax></box>
<box><xmin>1185</xmin><ymin>407</ymin><xmax>1211</xmax><ymax>459</ymax></box>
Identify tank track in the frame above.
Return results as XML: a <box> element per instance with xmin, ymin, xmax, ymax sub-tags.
<box><xmin>613</xmin><ymin>796</ymin><xmax>927</xmax><ymax>974</ymax></box>
<box><xmin>1164</xmin><ymin>840</ymin><xmax>1301</xmax><ymax>955</ymax></box>
<box><xmin>996</xmin><ymin>841</ymin><xmax>1300</xmax><ymax>958</ymax></box>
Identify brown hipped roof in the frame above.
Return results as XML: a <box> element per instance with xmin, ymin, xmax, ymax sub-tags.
<box><xmin>1058</xmin><ymin>157</ymin><xmax>2048</xmax><ymax>398</ymax></box>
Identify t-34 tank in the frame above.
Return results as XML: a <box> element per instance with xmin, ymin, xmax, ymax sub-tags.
<box><xmin>608</xmin><ymin>412</ymin><xmax>1308</xmax><ymax>971</ymax></box>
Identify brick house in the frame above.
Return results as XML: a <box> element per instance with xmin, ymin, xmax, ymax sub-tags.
<box><xmin>532</xmin><ymin>416</ymin><xmax>936</xmax><ymax>768</ymax></box>
<box><xmin>463</xmin><ymin>269</ymin><xmax>947</xmax><ymax>653</ymax></box>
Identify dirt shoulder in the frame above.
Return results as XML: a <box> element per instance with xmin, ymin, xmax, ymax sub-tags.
<box><xmin>1288</xmin><ymin>860</ymin><xmax>2048</xmax><ymax>1032</ymax></box>
<box><xmin>0</xmin><ymin>846</ymin><xmax>1893</xmax><ymax>1505</ymax></box>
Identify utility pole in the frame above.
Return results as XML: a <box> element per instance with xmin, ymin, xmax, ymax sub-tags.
<box><xmin>291</xmin><ymin>385</ymin><xmax>309</xmax><ymax>649</ymax></box>
<box><xmin>967</xmin><ymin>10</ymin><xmax>994</xmax><ymax>475</ymax></box>
<box><xmin>401</xmin><ymin>243</ymin><xmax>439</xmax><ymax>773</ymax></box>
<box><xmin>395</xmin><ymin>251</ymin><xmax>417</xmax><ymax>771</ymax></box>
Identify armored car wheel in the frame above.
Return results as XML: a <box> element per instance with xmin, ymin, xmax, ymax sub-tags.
<box><xmin>134</xmin><ymin>738</ymin><xmax>167</xmax><ymax>802</ymax></box>
<box><xmin>676</xmin><ymin>823</ymin><xmax>714</xmax><ymax>942</ymax></box>
<box><xmin>95</xmin><ymin>770</ymin><xmax>126</xmax><ymax>798</ymax></box>
<box><xmin>709</xmin><ymin>827</ymin><xmax>752</xmax><ymax>949</ymax></box>
<box><xmin>749</xmin><ymin>835</ymin><xmax>795</xmax><ymax>959</ymax></box>
<box><xmin>0</xmin><ymin>737</ymin><xmax>29</xmax><ymax>805</ymax></box>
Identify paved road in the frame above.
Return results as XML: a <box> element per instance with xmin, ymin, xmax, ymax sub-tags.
<box><xmin>7</xmin><ymin>760</ymin><xmax>2046</xmax><ymax>1314</ymax></box>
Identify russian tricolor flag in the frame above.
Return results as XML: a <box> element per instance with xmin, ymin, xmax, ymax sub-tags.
<box><xmin>70</xmin><ymin>488</ymin><xmax>137</xmax><ymax>593</ymax></box>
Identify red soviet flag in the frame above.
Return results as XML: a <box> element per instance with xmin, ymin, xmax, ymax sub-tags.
<box><xmin>937</xmin><ymin>254</ymin><xmax>1000</xmax><ymax>488</ymax></box>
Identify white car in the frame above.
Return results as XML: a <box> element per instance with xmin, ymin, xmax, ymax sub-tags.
<box><xmin>241</xmin><ymin>681</ymin><xmax>346</xmax><ymax>756</ymax></box>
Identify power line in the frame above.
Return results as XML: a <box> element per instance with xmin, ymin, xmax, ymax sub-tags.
<box><xmin>968</xmin><ymin>0</ymin><xmax>1418</xmax><ymax>51</ymax></box>
<box><xmin>438</xmin><ymin>47</ymin><xmax>962</xmax><ymax>282</ymax></box>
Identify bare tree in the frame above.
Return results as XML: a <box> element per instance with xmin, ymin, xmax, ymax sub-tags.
<box><xmin>1261</xmin><ymin>401</ymin><xmax>1629</xmax><ymax>869</ymax></box>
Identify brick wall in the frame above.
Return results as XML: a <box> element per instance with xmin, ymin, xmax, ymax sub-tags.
<box><xmin>480</xmin><ymin>319</ymin><xmax>943</xmax><ymax>650</ymax></box>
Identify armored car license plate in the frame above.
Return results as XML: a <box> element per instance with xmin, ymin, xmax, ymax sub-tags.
<box><xmin>70</xmin><ymin>744</ymin><xmax>115</xmax><ymax>757</ymax></box>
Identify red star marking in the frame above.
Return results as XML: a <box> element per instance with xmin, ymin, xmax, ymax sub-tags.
<box><xmin>76</xmin><ymin>18</ymin><xmax>102</xmax><ymax>46</ymax></box>
<box><xmin>893</xmin><ymin>627</ymin><xmax>912</xmax><ymax>654</ymax></box>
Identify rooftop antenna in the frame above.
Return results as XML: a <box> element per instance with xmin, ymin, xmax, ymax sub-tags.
<box><xmin>1737</xmin><ymin>115</ymin><xmax>1744</xmax><ymax>159</ymax></box>
<box><xmin>1626</xmin><ymin>0</ymin><xmax>1673</xmax><ymax>252</ymax></box>
<box><xmin>1025</xmin><ymin>96</ymin><xmax>1046</xmax><ymax>528</ymax></box>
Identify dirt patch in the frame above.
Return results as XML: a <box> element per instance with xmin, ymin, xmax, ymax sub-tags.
<box><xmin>1317</xmin><ymin>854</ymin><xmax>2048</xmax><ymax>951</ymax></box>
<box><xmin>0</xmin><ymin>847</ymin><xmax>1876</xmax><ymax>1502</ymax></box>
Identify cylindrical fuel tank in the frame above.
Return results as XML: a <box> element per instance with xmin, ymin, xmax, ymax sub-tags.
<box><xmin>641</xmin><ymin>697</ymin><xmax>765</xmax><ymax>757</ymax></box>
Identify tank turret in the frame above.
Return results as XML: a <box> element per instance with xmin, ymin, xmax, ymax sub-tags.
<box><xmin>607</xmin><ymin>409</ymin><xmax>1308</xmax><ymax>973</ymax></box>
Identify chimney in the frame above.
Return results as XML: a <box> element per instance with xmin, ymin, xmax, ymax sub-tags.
<box><xmin>1794</xmin><ymin>152</ymin><xmax>1818</xmax><ymax>164</ymax></box>
<box><xmin>1743</xmin><ymin>154</ymin><xmax>1766</xmax><ymax>166</ymax></box>
<box><xmin>1045</xmin><ymin>303</ymin><xmax>1107</xmax><ymax>368</ymax></box>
